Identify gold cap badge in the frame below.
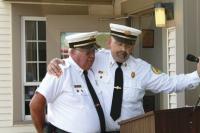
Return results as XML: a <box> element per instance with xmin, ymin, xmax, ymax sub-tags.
<box><xmin>124</xmin><ymin>30</ymin><xmax>131</xmax><ymax>35</ymax></box>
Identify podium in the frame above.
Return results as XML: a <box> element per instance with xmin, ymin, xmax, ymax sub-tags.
<box><xmin>119</xmin><ymin>107</ymin><xmax>200</xmax><ymax>133</ymax></box>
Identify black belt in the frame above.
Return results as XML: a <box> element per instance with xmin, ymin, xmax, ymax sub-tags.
<box><xmin>44</xmin><ymin>122</ymin><xmax>70</xmax><ymax>133</ymax></box>
<box><xmin>45</xmin><ymin>122</ymin><xmax>119</xmax><ymax>133</ymax></box>
<box><xmin>105</xmin><ymin>131</ymin><xmax>120</xmax><ymax>133</ymax></box>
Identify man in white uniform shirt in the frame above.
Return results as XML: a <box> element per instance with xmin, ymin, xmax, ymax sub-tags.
<box><xmin>47</xmin><ymin>23</ymin><xmax>200</xmax><ymax>132</ymax></box>
<box><xmin>30</xmin><ymin>32</ymin><xmax>106</xmax><ymax>133</ymax></box>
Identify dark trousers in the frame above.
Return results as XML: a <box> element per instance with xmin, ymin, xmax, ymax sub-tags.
<box><xmin>44</xmin><ymin>122</ymin><xmax>70</xmax><ymax>133</ymax></box>
<box><xmin>105</xmin><ymin>131</ymin><xmax>120</xmax><ymax>133</ymax></box>
<box><xmin>45</xmin><ymin>122</ymin><xmax>120</xmax><ymax>133</ymax></box>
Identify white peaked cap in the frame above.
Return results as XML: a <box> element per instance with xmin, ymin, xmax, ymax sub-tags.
<box><xmin>65</xmin><ymin>31</ymin><xmax>98</xmax><ymax>48</ymax></box>
<box><xmin>110</xmin><ymin>23</ymin><xmax>141</xmax><ymax>41</ymax></box>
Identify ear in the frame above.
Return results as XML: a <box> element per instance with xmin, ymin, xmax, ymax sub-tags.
<box><xmin>69</xmin><ymin>48</ymin><xmax>75</xmax><ymax>55</ymax></box>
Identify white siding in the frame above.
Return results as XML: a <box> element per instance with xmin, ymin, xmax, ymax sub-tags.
<box><xmin>0</xmin><ymin>0</ymin><xmax>13</xmax><ymax>127</ymax></box>
<box><xmin>0</xmin><ymin>124</ymin><xmax>35</xmax><ymax>133</ymax></box>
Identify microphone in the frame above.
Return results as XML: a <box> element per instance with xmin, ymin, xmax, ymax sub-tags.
<box><xmin>193</xmin><ymin>95</ymin><xmax>200</xmax><ymax>112</ymax></box>
<box><xmin>186</xmin><ymin>54</ymin><xmax>199</xmax><ymax>63</ymax></box>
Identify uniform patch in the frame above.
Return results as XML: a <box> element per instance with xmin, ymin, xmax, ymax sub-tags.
<box><xmin>151</xmin><ymin>66</ymin><xmax>161</xmax><ymax>74</ymax></box>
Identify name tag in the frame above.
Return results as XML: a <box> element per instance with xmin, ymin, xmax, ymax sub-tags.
<box><xmin>74</xmin><ymin>85</ymin><xmax>84</xmax><ymax>94</ymax></box>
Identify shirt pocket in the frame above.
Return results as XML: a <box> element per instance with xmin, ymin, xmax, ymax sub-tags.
<box><xmin>62</xmin><ymin>83</ymin><xmax>75</xmax><ymax>95</ymax></box>
<box><xmin>123</xmin><ymin>79</ymin><xmax>144</xmax><ymax>103</ymax></box>
<box><xmin>75</xmin><ymin>85</ymin><xmax>102</xmax><ymax>110</ymax></box>
<box><xmin>55</xmin><ymin>84</ymin><xmax>86</xmax><ymax>109</ymax></box>
<box><xmin>95</xmin><ymin>70</ymin><xmax>111</xmax><ymax>83</ymax></box>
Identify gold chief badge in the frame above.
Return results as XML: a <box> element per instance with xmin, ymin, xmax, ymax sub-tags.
<box><xmin>131</xmin><ymin>72</ymin><xmax>135</xmax><ymax>78</ymax></box>
<box><xmin>151</xmin><ymin>66</ymin><xmax>161</xmax><ymax>74</ymax></box>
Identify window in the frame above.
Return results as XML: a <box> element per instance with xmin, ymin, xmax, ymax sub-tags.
<box><xmin>22</xmin><ymin>17</ymin><xmax>46</xmax><ymax>120</ymax></box>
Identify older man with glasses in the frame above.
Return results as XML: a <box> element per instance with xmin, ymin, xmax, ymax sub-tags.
<box><xmin>30</xmin><ymin>31</ymin><xmax>106</xmax><ymax>133</ymax></box>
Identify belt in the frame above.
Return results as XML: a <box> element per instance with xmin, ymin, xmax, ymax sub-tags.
<box><xmin>105</xmin><ymin>131</ymin><xmax>120</xmax><ymax>133</ymax></box>
<box><xmin>44</xmin><ymin>122</ymin><xmax>70</xmax><ymax>133</ymax></box>
<box><xmin>45</xmin><ymin>122</ymin><xmax>119</xmax><ymax>133</ymax></box>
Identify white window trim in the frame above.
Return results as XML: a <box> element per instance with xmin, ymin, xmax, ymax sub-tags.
<box><xmin>166</xmin><ymin>27</ymin><xmax>177</xmax><ymax>109</ymax></box>
<box><xmin>21</xmin><ymin>16</ymin><xmax>46</xmax><ymax>120</ymax></box>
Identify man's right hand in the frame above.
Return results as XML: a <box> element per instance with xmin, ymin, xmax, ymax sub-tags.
<box><xmin>47</xmin><ymin>58</ymin><xmax>65</xmax><ymax>77</ymax></box>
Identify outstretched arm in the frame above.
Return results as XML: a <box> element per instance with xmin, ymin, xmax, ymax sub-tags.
<box><xmin>30</xmin><ymin>92</ymin><xmax>46</xmax><ymax>133</ymax></box>
<box><xmin>47</xmin><ymin>58</ymin><xmax>65</xmax><ymax>77</ymax></box>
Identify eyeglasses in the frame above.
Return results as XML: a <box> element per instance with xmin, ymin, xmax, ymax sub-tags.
<box><xmin>75</xmin><ymin>48</ymin><xmax>98</xmax><ymax>55</ymax></box>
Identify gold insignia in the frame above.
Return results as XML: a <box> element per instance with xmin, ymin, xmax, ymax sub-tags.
<box><xmin>124</xmin><ymin>31</ymin><xmax>131</xmax><ymax>35</ymax></box>
<box><xmin>89</xmin><ymin>36</ymin><xmax>94</xmax><ymax>40</ymax></box>
<box><xmin>151</xmin><ymin>66</ymin><xmax>161</xmax><ymax>74</ymax></box>
<box><xmin>131</xmin><ymin>72</ymin><xmax>135</xmax><ymax>78</ymax></box>
<box><xmin>114</xmin><ymin>86</ymin><xmax>121</xmax><ymax>90</ymax></box>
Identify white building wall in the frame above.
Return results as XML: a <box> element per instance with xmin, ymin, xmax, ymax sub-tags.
<box><xmin>0</xmin><ymin>1</ymin><xmax>37</xmax><ymax>132</ymax></box>
<box><xmin>0</xmin><ymin>0</ymin><xmax>13</xmax><ymax>127</ymax></box>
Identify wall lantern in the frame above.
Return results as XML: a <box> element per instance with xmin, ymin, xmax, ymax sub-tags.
<box><xmin>154</xmin><ymin>2</ymin><xmax>174</xmax><ymax>27</ymax></box>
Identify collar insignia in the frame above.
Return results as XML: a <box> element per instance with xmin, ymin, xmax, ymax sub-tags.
<box><xmin>131</xmin><ymin>72</ymin><xmax>135</xmax><ymax>78</ymax></box>
<box><xmin>98</xmin><ymin>70</ymin><xmax>104</xmax><ymax>74</ymax></box>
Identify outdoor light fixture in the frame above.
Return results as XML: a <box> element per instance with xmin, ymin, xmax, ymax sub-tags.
<box><xmin>154</xmin><ymin>2</ymin><xmax>174</xmax><ymax>27</ymax></box>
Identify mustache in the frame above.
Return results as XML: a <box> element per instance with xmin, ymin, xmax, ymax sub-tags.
<box><xmin>119</xmin><ymin>51</ymin><xmax>128</xmax><ymax>56</ymax></box>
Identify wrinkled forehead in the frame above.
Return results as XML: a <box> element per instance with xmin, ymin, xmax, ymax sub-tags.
<box><xmin>111</xmin><ymin>35</ymin><xmax>136</xmax><ymax>45</ymax></box>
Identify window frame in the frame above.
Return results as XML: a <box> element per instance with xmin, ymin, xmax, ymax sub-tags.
<box><xmin>21</xmin><ymin>16</ymin><xmax>46</xmax><ymax>120</ymax></box>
